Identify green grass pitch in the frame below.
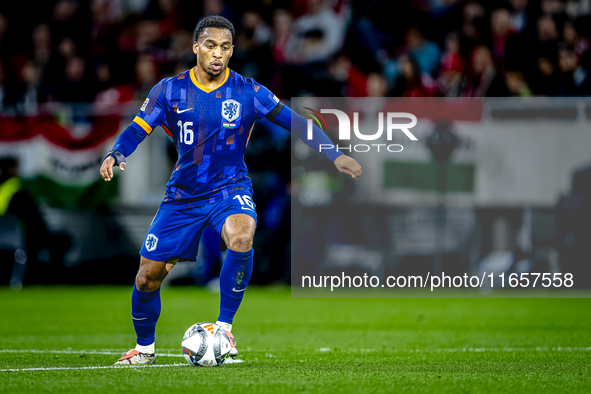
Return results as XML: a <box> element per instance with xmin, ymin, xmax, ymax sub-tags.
<box><xmin>0</xmin><ymin>286</ymin><xmax>589</xmax><ymax>393</ymax></box>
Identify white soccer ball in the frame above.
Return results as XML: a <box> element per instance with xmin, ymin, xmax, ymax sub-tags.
<box><xmin>181</xmin><ymin>322</ymin><xmax>232</xmax><ymax>367</ymax></box>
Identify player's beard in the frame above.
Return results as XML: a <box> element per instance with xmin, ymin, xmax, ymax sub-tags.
<box><xmin>205</xmin><ymin>60</ymin><xmax>225</xmax><ymax>78</ymax></box>
<box><xmin>206</xmin><ymin>67</ymin><xmax>224</xmax><ymax>78</ymax></box>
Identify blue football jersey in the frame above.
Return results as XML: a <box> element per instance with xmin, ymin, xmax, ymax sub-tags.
<box><xmin>132</xmin><ymin>67</ymin><xmax>280</xmax><ymax>209</ymax></box>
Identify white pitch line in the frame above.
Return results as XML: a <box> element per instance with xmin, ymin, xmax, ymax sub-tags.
<box><xmin>315</xmin><ymin>347</ymin><xmax>591</xmax><ymax>353</ymax></box>
<box><xmin>1</xmin><ymin>346</ymin><xmax>590</xmax><ymax>359</ymax></box>
<box><xmin>316</xmin><ymin>346</ymin><xmax>591</xmax><ymax>353</ymax></box>
<box><xmin>1</xmin><ymin>346</ymin><xmax>588</xmax><ymax>372</ymax></box>
<box><xmin>0</xmin><ymin>349</ymin><xmax>184</xmax><ymax>357</ymax></box>
<box><xmin>1</xmin><ymin>344</ymin><xmax>588</xmax><ymax>372</ymax></box>
<box><xmin>0</xmin><ymin>349</ymin><xmax>244</xmax><ymax>372</ymax></box>
<box><xmin>1</xmin><ymin>363</ymin><xmax>188</xmax><ymax>372</ymax></box>
<box><xmin>399</xmin><ymin>347</ymin><xmax>591</xmax><ymax>353</ymax></box>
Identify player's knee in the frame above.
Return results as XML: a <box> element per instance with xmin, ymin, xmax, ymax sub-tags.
<box><xmin>227</xmin><ymin>233</ymin><xmax>253</xmax><ymax>252</ymax></box>
<box><xmin>135</xmin><ymin>263</ymin><xmax>162</xmax><ymax>292</ymax></box>
<box><xmin>135</xmin><ymin>273</ymin><xmax>160</xmax><ymax>292</ymax></box>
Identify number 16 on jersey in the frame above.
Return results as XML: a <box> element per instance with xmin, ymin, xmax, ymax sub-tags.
<box><xmin>177</xmin><ymin>121</ymin><xmax>194</xmax><ymax>145</ymax></box>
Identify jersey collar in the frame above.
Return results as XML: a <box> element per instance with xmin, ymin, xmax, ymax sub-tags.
<box><xmin>190</xmin><ymin>66</ymin><xmax>230</xmax><ymax>93</ymax></box>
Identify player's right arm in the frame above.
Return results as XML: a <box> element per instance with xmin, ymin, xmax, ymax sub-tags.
<box><xmin>100</xmin><ymin>80</ymin><xmax>170</xmax><ymax>181</ymax></box>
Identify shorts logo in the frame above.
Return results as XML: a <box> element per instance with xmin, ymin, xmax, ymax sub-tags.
<box><xmin>233</xmin><ymin>194</ymin><xmax>255</xmax><ymax>211</ymax></box>
<box><xmin>141</xmin><ymin>98</ymin><xmax>149</xmax><ymax>111</ymax></box>
<box><xmin>222</xmin><ymin>99</ymin><xmax>241</xmax><ymax>122</ymax></box>
<box><xmin>145</xmin><ymin>234</ymin><xmax>158</xmax><ymax>251</ymax></box>
<box><xmin>272</xmin><ymin>95</ymin><xmax>279</xmax><ymax>103</ymax></box>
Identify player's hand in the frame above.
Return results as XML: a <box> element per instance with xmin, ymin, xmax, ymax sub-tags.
<box><xmin>334</xmin><ymin>155</ymin><xmax>362</xmax><ymax>180</ymax></box>
<box><xmin>100</xmin><ymin>155</ymin><xmax>125</xmax><ymax>181</ymax></box>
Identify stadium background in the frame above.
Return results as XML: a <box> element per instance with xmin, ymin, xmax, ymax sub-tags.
<box><xmin>1</xmin><ymin>0</ymin><xmax>591</xmax><ymax>289</ymax></box>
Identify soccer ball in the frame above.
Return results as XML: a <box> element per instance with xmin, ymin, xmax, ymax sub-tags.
<box><xmin>181</xmin><ymin>322</ymin><xmax>232</xmax><ymax>367</ymax></box>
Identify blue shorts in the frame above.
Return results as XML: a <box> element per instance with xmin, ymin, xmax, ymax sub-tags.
<box><xmin>139</xmin><ymin>192</ymin><xmax>257</xmax><ymax>262</ymax></box>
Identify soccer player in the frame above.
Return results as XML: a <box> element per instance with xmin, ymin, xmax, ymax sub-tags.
<box><xmin>100</xmin><ymin>16</ymin><xmax>361</xmax><ymax>365</ymax></box>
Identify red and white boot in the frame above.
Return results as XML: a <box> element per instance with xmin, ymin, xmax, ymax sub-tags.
<box><xmin>114</xmin><ymin>349</ymin><xmax>156</xmax><ymax>365</ymax></box>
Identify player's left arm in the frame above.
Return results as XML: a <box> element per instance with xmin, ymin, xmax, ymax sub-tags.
<box><xmin>264</xmin><ymin>102</ymin><xmax>362</xmax><ymax>180</ymax></box>
<box><xmin>251</xmin><ymin>80</ymin><xmax>361</xmax><ymax>180</ymax></box>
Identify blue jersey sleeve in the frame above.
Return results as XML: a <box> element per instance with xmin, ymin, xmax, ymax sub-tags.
<box><xmin>251</xmin><ymin>79</ymin><xmax>281</xmax><ymax>119</ymax></box>
<box><xmin>265</xmin><ymin>103</ymin><xmax>343</xmax><ymax>163</ymax></box>
<box><xmin>132</xmin><ymin>80</ymin><xmax>171</xmax><ymax>135</ymax></box>
<box><xmin>111</xmin><ymin>79</ymin><xmax>171</xmax><ymax>157</ymax></box>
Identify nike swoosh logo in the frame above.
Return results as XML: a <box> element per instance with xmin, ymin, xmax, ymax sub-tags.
<box><xmin>232</xmin><ymin>287</ymin><xmax>246</xmax><ymax>293</ymax></box>
<box><xmin>241</xmin><ymin>207</ymin><xmax>254</xmax><ymax>211</ymax></box>
<box><xmin>132</xmin><ymin>316</ymin><xmax>147</xmax><ymax>320</ymax></box>
<box><xmin>177</xmin><ymin>108</ymin><xmax>193</xmax><ymax>113</ymax></box>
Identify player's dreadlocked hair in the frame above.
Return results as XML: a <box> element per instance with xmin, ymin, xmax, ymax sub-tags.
<box><xmin>194</xmin><ymin>16</ymin><xmax>235</xmax><ymax>43</ymax></box>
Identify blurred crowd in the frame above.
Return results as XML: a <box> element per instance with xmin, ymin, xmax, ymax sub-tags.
<box><xmin>0</xmin><ymin>0</ymin><xmax>590</xmax><ymax>114</ymax></box>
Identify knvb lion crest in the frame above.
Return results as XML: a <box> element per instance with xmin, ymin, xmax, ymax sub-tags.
<box><xmin>221</xmin><ymin>99</ymin><xmax>241</xmax><ymax>122</ymax></box>
<box><xmin>145</xmin><ymin>234</ymin><xmax>158</xmax><ymax>252</ymax></box>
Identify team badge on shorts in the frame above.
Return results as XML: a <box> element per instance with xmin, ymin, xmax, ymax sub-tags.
<box><xmin>222</xmin><ymin>99</ymin><xmax>241</xmax><ymax>123</ymax></box>
<box><xmin>145</xmin><ymin>234</ymin><xmax>158</xmax><ymax>251</ymax></box>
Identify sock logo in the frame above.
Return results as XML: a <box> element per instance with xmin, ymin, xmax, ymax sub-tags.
<box><xmin>145</xmin><ymin>234</ymin><xmax>158</xmax><ymax>251</ymax></box>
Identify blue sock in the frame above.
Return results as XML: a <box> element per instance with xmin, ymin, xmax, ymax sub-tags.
<box><xmin>131</xmin><ymin>285</ymin><xmax>161</xmax><ymax>346</ymax></box>
<box><xmin>218</xmin><ymin>249</ymin><xmax>253</xmax><ymax>324</ymax></box>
